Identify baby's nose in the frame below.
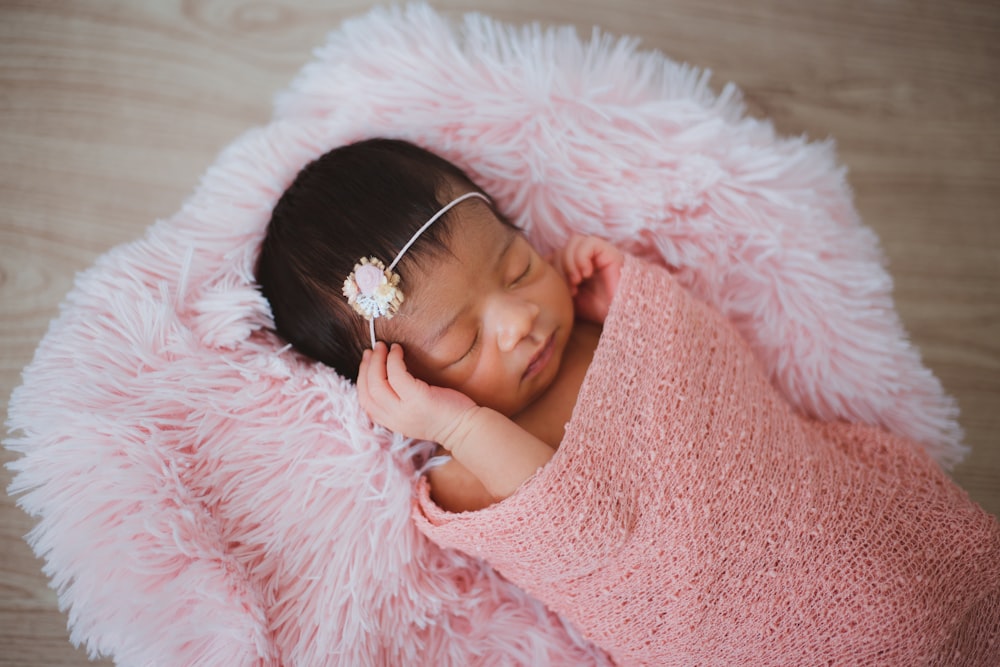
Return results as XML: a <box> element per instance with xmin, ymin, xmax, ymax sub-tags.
<box><xmin>495</xmin><ymin>298</ymin><xmax>538</xmax><ymax>352</ymax></box>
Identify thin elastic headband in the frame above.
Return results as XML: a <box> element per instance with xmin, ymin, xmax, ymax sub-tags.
<box><xmin>341</xmin><ymin>191</ymin><xmax>491</xmax><ymax>348</ymax></box>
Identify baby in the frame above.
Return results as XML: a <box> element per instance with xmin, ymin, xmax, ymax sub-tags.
<box><xmin>258</xmin><ymin>137</ymin><xmax>619</xmax><ymax>512</ymax></box>
<box><xmin>257</xmin><ymin>138</ymin><xmax>1000</xmax><ymax>665</ymax></box>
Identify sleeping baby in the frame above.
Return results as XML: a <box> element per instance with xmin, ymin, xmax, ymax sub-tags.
<box><xmin>256</xmin><ymin>137</ymin><xmax>1000</xmax><ymax>665</ymax></box>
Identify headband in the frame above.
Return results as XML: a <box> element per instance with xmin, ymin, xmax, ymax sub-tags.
<box><xmin>342</xmin><ymin>191</ymin><xmax>491</xmax><ymax>348</ymax></box>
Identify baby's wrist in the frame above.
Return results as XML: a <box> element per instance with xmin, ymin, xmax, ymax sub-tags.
<box><xmin>434</xmin><ymin>404</ymin><xmax>485</xmax><ymax>456</ymax></box>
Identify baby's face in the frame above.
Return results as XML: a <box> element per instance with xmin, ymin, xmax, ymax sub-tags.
<box><xmin>384</xmin><ymin>197</ymin><xmax>575</xmax><ymax>418</ymax></box>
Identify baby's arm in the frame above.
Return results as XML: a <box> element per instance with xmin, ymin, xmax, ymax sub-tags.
<box><xmin>357</xmin><ymin>342</ymin><xmax>553</xmax><ymax>502</ymax></box>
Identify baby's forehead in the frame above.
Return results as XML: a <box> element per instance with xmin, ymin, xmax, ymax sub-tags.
<box><xmin>447</xmin><ymin>202</ymin><xmax>518</xmax><ymax>257</ymax></box>
<box><xmin>388</xmin><ymin>212</ymin><xmax>520</xmax><ymax>331</ymax></box>
<box><xmin>411</xmin><ymin>213</ymin><xmax>516</xmax><ymax>291</ymax></box>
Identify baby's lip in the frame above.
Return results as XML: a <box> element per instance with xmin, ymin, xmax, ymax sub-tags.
<box><xmin>522</xmin><ymin>332</ymin><xmax>556</xmax><ymax>381</ymax></box>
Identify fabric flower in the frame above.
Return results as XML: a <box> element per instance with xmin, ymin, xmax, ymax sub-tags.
<box><xmin>342</xmin><ymin>257</ymin><xmax>404</xmax><ymax>320</ymax></box>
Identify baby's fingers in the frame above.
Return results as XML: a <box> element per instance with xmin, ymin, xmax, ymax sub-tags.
<box><xmin>575</xmin><ymin>235</ymin><xmax>604</xmax><ymax>272</ymax></box>
<box><xmin>559</xmin><ymin>235</ymin><xmax>590</xmax><ymax>288</ymax></box>
<box><xmin>358</xmin><ymin>343</ymin><xmax>400</xmax><ymax>413</ymax></box>
<box><xmin>385</xmin><ymin>343</ymin><xmax>418</xmax><ymax>396</ymax></box>
<box><xmin>386</xmin><ymin>343</ymin><xmax>440</xmax><ymax>406</ymax></box>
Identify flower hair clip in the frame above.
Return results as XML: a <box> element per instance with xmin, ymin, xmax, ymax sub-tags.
<box><xmin>343</xmin><ymin>190</ymin><xmax>491</xmax><ymax>348</ymax></box>
<box><xmin>342</xmin><ymin>257</ymin><xmax>404</xmax><ymax>321</ymax></box>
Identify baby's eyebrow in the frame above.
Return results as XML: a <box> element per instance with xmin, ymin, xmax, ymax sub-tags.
<box><xmin>421</xmin><ymin>230</ymin><xmax>519</xmax><ymax>351</ymax></box>
<box><xmin>423</xmin><ymin>305</ymin><xmax>467</xmax><ymax>352</ymax></box>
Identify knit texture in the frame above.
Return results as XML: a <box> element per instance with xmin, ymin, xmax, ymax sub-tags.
<box><xmin>414</xmin><ymin>256</ymin><xmax>1000</xmax><ymax>666</ymax></box>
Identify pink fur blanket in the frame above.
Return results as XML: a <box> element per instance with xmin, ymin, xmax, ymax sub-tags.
<box><xmin>3</xmin><ymin>5</ymin><xmax>969</xmax><ymax>665</ymax></box>
<box><xmin>415</xmin><ymin>256</ymin><xmax>1000</xmax><ymax>665</ymax></box>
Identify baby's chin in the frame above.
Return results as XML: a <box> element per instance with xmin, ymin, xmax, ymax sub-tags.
<box><xmin>482</xmin><ymin>385</ymin><xmax>539</xmax><ymax>419</ymax></box>
<box><xmin>478</xmin><ymin>371</ymin><xmax>555</xmax><ymax>419</ymax></box>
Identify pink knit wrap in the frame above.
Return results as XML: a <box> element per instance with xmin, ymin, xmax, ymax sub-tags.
<box><xmin>414</xmin><ymin>256</ymin><xmax>1000</xmax><ymax>665</ymax></box>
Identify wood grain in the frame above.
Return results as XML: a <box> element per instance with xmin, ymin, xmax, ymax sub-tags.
<box><xmin>2</xmin><ymin>1</ymin><xmax>997</xmax><ymax>663</ymax></box>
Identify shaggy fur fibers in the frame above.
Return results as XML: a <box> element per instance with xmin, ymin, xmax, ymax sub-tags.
<box><xmin>4</xmin><ymin>4</ymin><xmax>964</xmax><ymax>665</ymax></box>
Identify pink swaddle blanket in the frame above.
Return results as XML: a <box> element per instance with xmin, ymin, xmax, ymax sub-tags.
<box><xmin>414</xmin><ymin>256</ymin><xmax>1000</xmax><ymax>665</ymax></box>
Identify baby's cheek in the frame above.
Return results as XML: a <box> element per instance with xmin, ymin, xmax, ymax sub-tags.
<box><xmin>409</xmin><ymin>357</ymin><xmax>472</xmax><ymax>398</ymax></box>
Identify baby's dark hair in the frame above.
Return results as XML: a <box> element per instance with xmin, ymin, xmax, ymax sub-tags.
<box><xmin>256</xmin><ymin>138</ymin><xmax>487</xmax><ymax>380</ymax></box>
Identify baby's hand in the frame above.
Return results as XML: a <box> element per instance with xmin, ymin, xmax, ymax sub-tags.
<box><xmin>557</xmin><ymin>235</ymin><xmax>624</xmax><ymax>324</ymax></box>
<box><xmin>357</xmin><ymin>342</ymin><xmax>476</xmax><ymax>446</ymax></box>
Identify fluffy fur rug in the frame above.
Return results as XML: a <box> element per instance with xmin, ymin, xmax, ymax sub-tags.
<box><xmin>4</xmin><ymin>4</ymin><xmax>964</xmax><ymax>665</ymax></box>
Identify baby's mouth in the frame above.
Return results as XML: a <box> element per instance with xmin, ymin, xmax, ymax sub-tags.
<box><xmin>523</xmin><ymin>332</ymin><xmax>556</xmax><ymax>381</ymax></box>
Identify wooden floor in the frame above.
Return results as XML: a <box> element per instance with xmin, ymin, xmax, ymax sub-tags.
<box><xmin>1</xmin><ymin>1</ymin><xmax>997</xmax><ymax>664</ymax></box>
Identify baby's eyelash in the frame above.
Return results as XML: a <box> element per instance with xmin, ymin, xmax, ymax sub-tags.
<box><xmin>460</xmin><ymin>331</ymin><xmax>480</xmax><ymax>361</ymax></box>
<box><xmin>512</xmin><ymin>258</ymin><xmax>532</xmax><ymax>285</ymax></box>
